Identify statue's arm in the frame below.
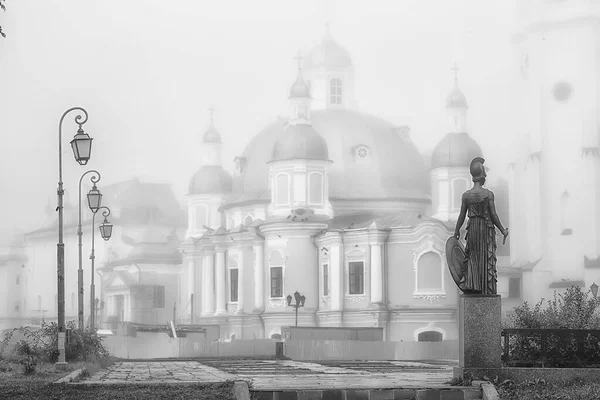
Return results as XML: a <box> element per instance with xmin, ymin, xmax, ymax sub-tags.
<box><xmin>488</xmin><ymin>191</ymin><xmax>509</xmax><ymax>237</ymax></box>
<box><xmin>454</xmin><ymin>193</ymin><xmax>468</xmax><ymax>239</ymax></box>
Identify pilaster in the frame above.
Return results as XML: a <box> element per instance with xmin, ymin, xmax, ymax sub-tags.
<box><xmin>215</xmin><ymin>249</ymin><xmax>226</xmax><ymax>314</ymax></box>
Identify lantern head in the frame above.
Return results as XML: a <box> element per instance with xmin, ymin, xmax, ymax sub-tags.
<box><xmin>70</xmin><ymin>127</ymin><xmax>93</xmax><ymax>165</ymax></box>
<box><xmin>99</xmin><ymin>217</ymin><xmax>113</xmax><ymax>241</ymax></box>
<box><xmin>87</xmin><ymin>184</ymin><xmax>102</xmax><ymax>213</ymax></box>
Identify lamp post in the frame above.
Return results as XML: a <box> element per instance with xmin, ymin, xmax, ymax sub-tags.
<box><xmin>77</xmin><ymin>170</ymin><xmax>102</xmax><ymax>330</ymax></box>
<box><xmin>286</xmin><ymin>291</ymin><xmax>306</xmax><ymax>327</ymax></box>
<box><xmin>56</xmin><ymin>107</ymin><xmax>93</xmax><ymax>365</ymax></box>
<box><xmin>591</xmin><ymin>282</ymin><xmax>598</xmax><ymax>298</ymax></box>
<box><xmin>90</xmin><ymin>206</ymin><xmax>113</xmax><ymax>330</ymax></box>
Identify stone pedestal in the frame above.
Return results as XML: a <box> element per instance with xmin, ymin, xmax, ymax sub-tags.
<box><xmin>455</xmin><ymin>294</ymin><xmax>501</xmax><ymax>378</ymax></box>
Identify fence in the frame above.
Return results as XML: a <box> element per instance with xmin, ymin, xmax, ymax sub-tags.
<box><xmin>502</xmin><ymin>328</ymin><xmax>600</xmax><ymax>368</ymax></box>
<box><xmin>102</xmin><ymin>333</ymin><xmax>458</xmax><ymax>361</ymax></box>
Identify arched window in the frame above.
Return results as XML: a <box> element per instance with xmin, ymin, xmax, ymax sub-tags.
<box><xmin>309</xmin><ymin>172</ymin><xmax>324</xmax><ymax>205</ymax></box>
<box><xmin>416</xmin><ymin>252</ymin><xmax>443</xmax><ymax>292</ymax></box>
<box><xmin>329</xmin><ymin>78</ymin><xmax>343</xmax><ymax>105</ymax></box>
<box><xmin>244</xmin><ymin>216</ymin><xmax>253</xmax><ymax>226</ymax></box>
<box><xmin>270</xmin><ymin>251</ymin><xmax>284</xmax><ymax>298</ymax></box>
<box><xmin>418</xmin><ymin>331</ymin><xmax>443</xmax><ymax>342</ymax></box>
<box><xmin>452</xmin><ymin>179</ymin><xmax>468</xmax><ymax>211</ymax></box>
<box><xmin>196</xmin><ymin>205</ymin><xmax>207</xmax><ymax>229</ymax></box>
<box><xmin>276</xmin><ymin>174</ymin><xmax>290</xmax><ymax>206</ymax></box>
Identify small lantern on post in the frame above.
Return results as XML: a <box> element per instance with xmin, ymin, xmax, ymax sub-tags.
<box><xmin>287</xmin><ymin>290</ymin><xmax>306</xmax><ymax>327</ymax></box>
<box><xmin>86</xmin><ymin>184</ymin><xmax>102</xmax><ymax>213</ymax></box>
<box><xmin>99</xmin><ymin>216</ymin><xmax>113</xmax><ymax>241</ymax></box>
<box><xmin>70</xmin><ymin>127</ymin><xmax>93</xmax><ymax>165</ymax></box>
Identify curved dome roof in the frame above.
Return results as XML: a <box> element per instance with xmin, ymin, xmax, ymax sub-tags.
<box><xmin>227</xmin><ymin>109</ymin><xmax>430</xmax><ymax>206</ymax></box>
<box><xmin>203</xmin><ymin>124</ymin><xmax>221</xmax><ymax>143</ymax></box>
<box><xmin>271</xmin><ymin>124</ymin><xmax>328</xmax><ymax>162</ymax></box>
<box><xmin>189</xmin><ymin>166</ymin><xmax>233</xmax><ymax>195</ymax></box>
<box><xmin>446</xmin><ymin>87</ymin><xmax>468</xmax><ymax>108</ymax></box>
<box><xmin>289</xmin><ymin>75</ymin><xmax>311</xmax><ymax>98</ymax></box>
<box><xmin>303</xmin><ymin>31</ymin><xmax>352</xmax><ymax>71</ymax></box>
<box><xmin>431</xmin><ymin>132</ymin><xmax>483</xmax><ymax>169</ymax></box>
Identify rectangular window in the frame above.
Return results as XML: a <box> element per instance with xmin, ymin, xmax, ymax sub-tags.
<box><xmin>153</xmin><ymin>286</ymin><xmax>165</xmax><ymax>308</ymax></box>
<box><xmin>323</xmin><ymin>264</ymin><xmax>329</xmax><ymax>296</ymax></box>
<box><xmin>508</xmin><ymin>277</ymin><xmax>521</xmax><ymax>299</ymax></box>
<box><xmin>16</xmin><ymin>275</ymin><xmax>20</xmax><ymax>285</ymax></box>
<box><xmin>271</xmin><ymin>266</ymin><xmax>283</xmax><ymax>298</ymax></box>
<box><xmin>230</xmin><ymin>269</ymin><xmax>239</xmax><ymax>302</ymax></box>
<box><xmin>349</xmin><ymin>261</ymin><xmax>364</xmax><ymax>295</ymax></box>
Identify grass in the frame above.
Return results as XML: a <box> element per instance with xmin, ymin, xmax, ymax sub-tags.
<box><xmin>497</xmin><ymin>378</ymin><xmax>600</xmax><ymax>400</ymax></box>
<box><xmin>0</xmin><ymin>357</ymin><xmax>237</xmax><ymax>399</ymax></box>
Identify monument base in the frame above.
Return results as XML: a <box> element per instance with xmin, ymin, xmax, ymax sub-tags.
<box><xmin>456</xmin><ymin>294</ymin><xmax>501</xmax><ymax>376</ymax></box>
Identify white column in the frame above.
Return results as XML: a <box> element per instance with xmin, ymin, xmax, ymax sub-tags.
<box><xmin>253</xmin><ymin>244</ymin><xmax>264</xmax><ymax>311</ymax></box>
<box><xmin>203</xmin><ymin>253</ymin><xmax>215</xmax><ymax>314</ymax></box>
<box><xmin>215</xmin><ymin>251</ymin><xmax>226</xmax><ymax>314</ymax></box>
<box><xmin>187</xmin><ymin>258</ymin><xmax>195</xmax><ymax>302</ymax></box>
<box><xmin>329</xmin><ymin>244</ymin><xmax>342</xmax><ymax>311</ymax></box>
<box><xmin>370</xmin><ymin>244</ymin><xmax>383</xmax><ymax>303</ymax></box>
<box><xmin>237</xmin><ymin>248</ymin><xmax>245</xmax><ymax>314</ymax></box>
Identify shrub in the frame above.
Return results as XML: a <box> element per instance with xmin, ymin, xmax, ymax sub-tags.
<box><xmin>1</xmin><ymin>319</ymin><xmax>109</xmax><ymax>364</ymax></box>
<box><xmin>503</xmin><ymin>286</ymin><xmax>600</xmax><ymax>367</ymax></box>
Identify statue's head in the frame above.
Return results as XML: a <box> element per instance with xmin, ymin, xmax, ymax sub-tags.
<box><xmin>469</xmin><ymin>157</ymin><xmax>486</xmax><ymax>183</ymax></box>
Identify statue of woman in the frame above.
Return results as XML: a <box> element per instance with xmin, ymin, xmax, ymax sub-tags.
<box><xmin>452</xmin><ymin>157</ymin><xmax>509</xmax><ymax>295</ymax></box>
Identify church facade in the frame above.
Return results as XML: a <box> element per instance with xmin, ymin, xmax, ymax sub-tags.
<box><xmin>176</xmin><ymin>27</ymin><xmax>488</xmax><ymax>341</ymax></box>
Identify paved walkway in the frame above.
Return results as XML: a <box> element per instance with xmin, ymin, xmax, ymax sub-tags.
<box><xmin>83</xmin><ymin>360</ymin><xmax>456</xmax><ymax>390</ymax></box>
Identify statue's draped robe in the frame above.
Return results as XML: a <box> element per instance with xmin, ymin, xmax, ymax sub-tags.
<box><xmin>461</xmin><ymin>189</ymin><xmax>497</xmax><ymax>294</ymax></box>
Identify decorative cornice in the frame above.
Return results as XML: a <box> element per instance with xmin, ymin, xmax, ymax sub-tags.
<box><xmin>413</xmin><ymin>294</ymin><xmax>446</xmax><ymax>303</ymax></box>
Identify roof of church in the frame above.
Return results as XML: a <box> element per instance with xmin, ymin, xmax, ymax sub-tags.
<box><xmin>225</xmin><ymin>108</ymin><xmax>430</xmax><ymax>209</ymax></box>
<box><xmin>303</xmin><ymin>27</ymin><xmax>352</xmax><ymax>71</ymax></box>
<box><xmin>189</xmin><ymin>165</ymin><xmax>233</xmax><ymax>195</ymax></box>
<box><xmin>271</xmin><ymin>124</ymin><xmax>329</xmax><ymax>162</ymax></box>
<box><xmin>431</xmin><ymin>132</ymin><xmax>483</xmax><ymax>169</ymax></box>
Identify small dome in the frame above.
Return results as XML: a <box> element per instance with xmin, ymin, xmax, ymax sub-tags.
<box><xmin>431</xmin><ymin>132</ymin><xmax>483</xmax><ymax>169</ymax></box>
<box><xmin>189</xmin><ymin>165</ymin><xmax>233</xmax><ymax>195</ymax></box>
<box><xmin>271</xmin><ymin>124</ymin><xmax>329</xmax><ymax>162</ymax></box>
<box><xmin>203</xmin><ymin>124</ymin><xmax>221</xmax><ymax>143</ymax></box>
<box><xmin>446</xmin><ymin>87</ymin><xmax>468</xmax><ymax>109</ymax></box>
<box><xmin>289</xmin><ymin>75</ymin><xmax>311</xmax><ymax>98</ymax></box>
<box><xmin>304</xmin><ymin>29</ymin><xmax>352</xmax><ymax>71</ymax></box>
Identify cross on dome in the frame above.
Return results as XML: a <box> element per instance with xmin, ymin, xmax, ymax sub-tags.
<box><xmin>451</xmin><ymin>63</ymin><xmax>460</xmax><ymax>84</ymax></box>
<box><xmin>293</xmin><ymin>51</ymin><xmax>305</xmax><ymax>72</ymax></box>
<box><xmin>208</xmin><ymin>104</ymin><xmax>216</xmax><ymax>125</ymax></box>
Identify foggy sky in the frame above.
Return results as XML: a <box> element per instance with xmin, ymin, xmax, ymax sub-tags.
<box><xmin>0</xmin><ymin>0</ymin><xmax>517</xmax><ymax>244</ymax></box>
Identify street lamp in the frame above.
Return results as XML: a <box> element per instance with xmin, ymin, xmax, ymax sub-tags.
<box><xmin>591</xmin><ymin>282</ymin><xmax>598</xmax><ymax>298</ymax></box>
<box><xmin>90</xmin><ymin>206</ymin><xmax>113</xmax><ymax>330</ymax></box>
<box><xmin>56</xmin><ymin>107</ymin><xmax>93</xmax><ymax>365</ymax></box>
<box><xmin>286</xmin><ymin>291</ymin><xmax>306</xmax><ymax>327</ymax></box>
<box><xmin>77</xmin><ymin>170</ymin><xmax>102</xmax><ymax>330</ymax></box>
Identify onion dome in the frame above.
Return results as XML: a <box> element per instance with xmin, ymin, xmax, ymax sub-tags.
<box><xmin>289</xmin><ymin>75</ymin><xmax>311</xmax><ymax>99</ymax></box>
<box><xmin>446</xmin><ymin>87</ymin><xmax>468</xmax><ymax>109</ymax></box>
<box><xmin>188</xmin><ymin>166</ymin><xmax>233</xmax><ymax>195</ymax></box>
<box><xmin>271</xmin><ymin>124</ymin><xmax>329</xmax><ymax>162</ymax></box>
<box><xmin>203</xmin><ymin>124</ymin><xmax>221</xmax><ymax>143</ymax></box>
<box><xmin>431</xmin><ymin>132</ymin><xmax>483</xmax><ymax>169</ymax></box>
<box><xmin>303</xmin><ymin>24</ymin><xmax>352</xmax><ymax>70</ymax></box>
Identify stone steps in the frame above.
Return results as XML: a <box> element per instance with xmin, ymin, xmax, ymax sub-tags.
<box><xmin>250</xmin><ymin>387</ymin><xmax>483</xmax><ymax>400</ymax></box>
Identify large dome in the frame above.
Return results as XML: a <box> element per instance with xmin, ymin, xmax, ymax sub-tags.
<box><xmin>271</xmin><ymin>124</ymin><xmax>328</xmax><ymax>162</ymax></box>
<box><xmin>431</xmin><ymin>132</ymin><xmax>483</xmax><ymax>169</ymax></box>
<box><xmin>227</xmin><ymin>109</ymin><xmax>430</xmax><ymax>206</ymax></box>
<box><xmin>189</xmin><ymin>166</ymin><xmax>233</xmax><ymax>195</ymax></box>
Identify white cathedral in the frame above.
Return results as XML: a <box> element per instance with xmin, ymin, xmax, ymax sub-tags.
<box><xmin>2</xmin><ymin>1</ymin><xmax>599</xmax><ymax>342</ymax></box>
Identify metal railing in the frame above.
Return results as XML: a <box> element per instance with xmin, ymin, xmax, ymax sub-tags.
<box><xmin>501</xmin><ymin>328</ymin><xmax>600</xmax><ymax>368</ymax></box>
